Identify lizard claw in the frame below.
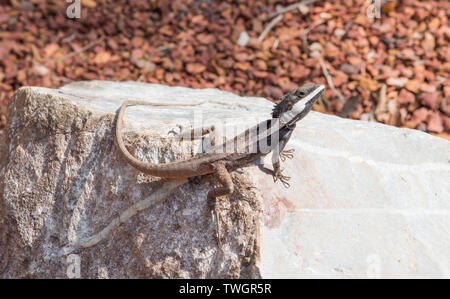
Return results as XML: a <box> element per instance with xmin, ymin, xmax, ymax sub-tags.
<box><xmin>279</xmin><ymin>176</ymin><xmax>291</xmax><ymax>188</ymax></box>
<box><xmin>273</xmin><ymin>168</ymin><xmax>291</xmax><ymax>188</ymax></box>
<box><xmin>280</xmin><ymin>148</ymin><xmax>295</xmax><ymax>162</ymax></box>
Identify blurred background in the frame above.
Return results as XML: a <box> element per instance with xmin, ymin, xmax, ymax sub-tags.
<box><xmin>0</xmin><ymin>0</ymin><xmax>448</xmax><ymax>138</ymax></box>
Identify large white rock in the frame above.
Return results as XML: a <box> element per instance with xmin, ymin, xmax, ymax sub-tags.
<box><xmin>0</xmin><ymin>81</ymin><xmax>449</xmax><ymax>278</ymax></box>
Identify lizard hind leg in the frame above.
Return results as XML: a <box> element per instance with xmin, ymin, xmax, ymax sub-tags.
<box><xmin>207</xmin><ymin>161</ymin><xmax>234</xmax><ymax>199</ymax></box>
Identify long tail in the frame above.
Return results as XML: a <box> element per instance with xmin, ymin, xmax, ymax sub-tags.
<box><xmin>115</xmin><ymin>100</ymin><xmax>206</xmax><ymax>178</ymax></box>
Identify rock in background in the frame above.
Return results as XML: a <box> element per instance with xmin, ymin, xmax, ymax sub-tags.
<box><xmin>1</xmin><ymin>81</ymin><xmax>449</xmax><ymax>278</ymax></box>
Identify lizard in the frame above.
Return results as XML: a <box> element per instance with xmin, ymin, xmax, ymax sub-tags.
<box><xmin>115</xmin><ymin>83</ymin><xmax>325</xmax><ymax>243</ymax></box>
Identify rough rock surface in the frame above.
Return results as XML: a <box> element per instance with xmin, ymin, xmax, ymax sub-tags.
<box><xmin>1</xmin><ymin>81</ymin><xmax>449</xmax><ymax>278</ymax></box>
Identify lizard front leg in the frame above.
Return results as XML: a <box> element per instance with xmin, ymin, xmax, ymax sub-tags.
<box><xmin>207</xmin><ymin>161</ymin><xmax>234</xmax><ymax>247</ymax></box>
<box><xmin>271</xmin><ymin>127</ymin><xmax>294</xmax><ymax>188</ymax></box>
<box><xmin>272</xmin><ymin>161</ymin><xmax>291</xmax><ymax>188</ymax></box>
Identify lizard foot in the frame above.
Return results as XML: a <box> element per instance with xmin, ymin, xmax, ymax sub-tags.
<box><xmin>280</xmin><ymin>148</ymin><xmax>295</xmax><ymax>162</ymax></box>
<box><xmin>273</xmin><ymin>169</ymin><xmax>291</xmax><ymax>188</ymax></box>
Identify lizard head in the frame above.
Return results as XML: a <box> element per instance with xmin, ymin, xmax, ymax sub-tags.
<box><xmin>272</xmin><ymin>83</ymin><xmax>325</xmax><ymax>127</ymax></box>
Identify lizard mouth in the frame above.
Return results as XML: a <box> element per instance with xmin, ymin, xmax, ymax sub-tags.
<box><xmin>281</xmin><ymin>84</ymin><xmax>325</xmax><ymax>126</ymax></box>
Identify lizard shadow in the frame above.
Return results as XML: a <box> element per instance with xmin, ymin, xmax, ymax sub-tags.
<box><xmin>255</xmin><ymin>161</ymin><xmax>274</xmax><ymax>176</ymax></box>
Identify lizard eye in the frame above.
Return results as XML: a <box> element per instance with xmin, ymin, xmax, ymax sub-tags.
<box><xmin>295</xmin><ymin>89</ymin><xmax>306</xmax><ymax>97</ymax></box>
